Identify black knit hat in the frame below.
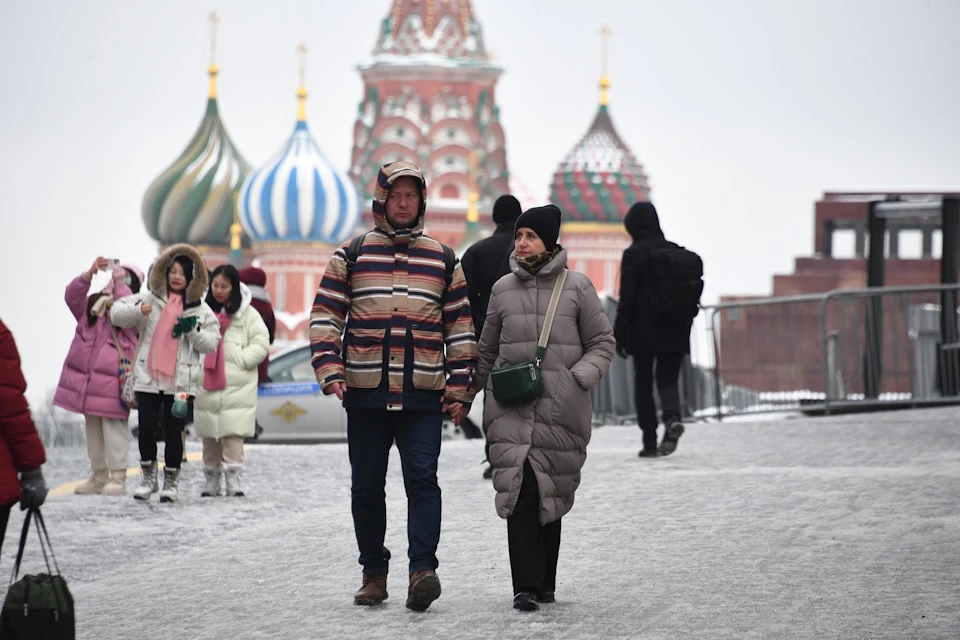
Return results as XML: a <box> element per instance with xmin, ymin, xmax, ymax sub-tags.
<box><xmin>515</xmin><ymin>205</ymin><xmax>562</xmax><ymax>251</ymax></box>
<box><xmin>492</xmin><ymin>195</ymin><xmax>522</xmax><ymax>225</ymax></box>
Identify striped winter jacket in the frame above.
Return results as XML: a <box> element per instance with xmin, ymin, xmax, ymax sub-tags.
<box><xmin>310</xmin><ymin>212</ymin><xmax>479</xmax><ymax>412</ymax></box>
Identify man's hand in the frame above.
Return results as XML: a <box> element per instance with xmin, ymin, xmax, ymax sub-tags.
<box><xmin>323</xmin><ymin>381</ymin><xmax>346</xmax><ymax>401</ymax></box>
<box><xmin>615</xmin><ymin>346</ymin><xmax>629</xmax><ymax>359</ymax></box>
<box><xmin>443</xmin><ymin>400</ymin><xmax>466</xmax><ymax>426</ymax></box>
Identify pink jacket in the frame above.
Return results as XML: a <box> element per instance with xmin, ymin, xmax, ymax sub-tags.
<box><xmin>53</xmin><ymin>273</ymin><xmax>139</xmax><ymax>420</ymax></box>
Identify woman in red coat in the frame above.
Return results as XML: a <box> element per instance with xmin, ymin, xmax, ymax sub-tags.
<box><xmin>0</xmin><ymin>318</ymin><xmax>48</xmax><ymax>557</ymax></box>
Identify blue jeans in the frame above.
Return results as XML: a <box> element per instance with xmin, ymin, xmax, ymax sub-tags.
<box><xmin>347</xmin><ymin>409</ymin><xmax>442</xmax><ymax>576</ymax></box>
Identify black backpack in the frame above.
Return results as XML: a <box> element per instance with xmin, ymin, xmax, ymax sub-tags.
<box><xmin>344</xmin><ymin>232</ymin><xmax>457</xmax><ymax>291</ymax></box>
<box><xmin>644</xmin><ymin>241</ymin><xmax>704</xmax><ymax>320</ymax></box>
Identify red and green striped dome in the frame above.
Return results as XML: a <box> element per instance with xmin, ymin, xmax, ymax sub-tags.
<box><xmin>550</xmin><ymin>104</ymin><xmax>651</xmax><ymax>223</ymax></box>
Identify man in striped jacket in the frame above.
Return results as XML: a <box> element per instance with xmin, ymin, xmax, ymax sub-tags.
<box><xmin>310</xmin><ymin>161</ymin><xmax>478</xmax><ymax>612</ymax></box>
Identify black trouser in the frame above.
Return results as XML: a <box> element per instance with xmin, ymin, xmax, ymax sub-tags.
<box><xmin>633</xmin><ymin>351</ymin><xmax>685</xmax><ymax>450</ymax></box>
<box><xmin>0</xmin><ymin>503</ymin><xmax>11</xmax><ymax>559</ymax></box>
<box><xmin>507</xmin><ymin>460</ymin><xmax>561</xmax><ymax>596</ymax></box>
<box><xmin>135</xmin><ymin>392</ymin><xmax>187</xmax><ymax>469</ymax></box>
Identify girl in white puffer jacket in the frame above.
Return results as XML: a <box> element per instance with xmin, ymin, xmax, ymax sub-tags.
<box><xmin>111</xmin><ymin>244</ymin><xmax>220</xmax><ymax>503</ymax></box>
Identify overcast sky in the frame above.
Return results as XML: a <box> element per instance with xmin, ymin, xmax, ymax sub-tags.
<box><xmin>2</xmin><ymin>0</ymin><xmax>959</xmax><ymax>402</ymax></box>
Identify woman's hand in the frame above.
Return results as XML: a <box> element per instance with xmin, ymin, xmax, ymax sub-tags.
<box><xmin>84</xmin><ymin>256</ymin><xmax>110</xmax><ymax>280</ymax></box>
<box><xmin>141</xmin><ymin>302</ymin><xmax>153</xmax><ymax>316</ymax></box>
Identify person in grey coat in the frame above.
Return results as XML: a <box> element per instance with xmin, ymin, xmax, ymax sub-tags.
<box><xmin>475</xmin><ymin>205</ymin><xmax>616</xmax><ymax>612</ymax></box>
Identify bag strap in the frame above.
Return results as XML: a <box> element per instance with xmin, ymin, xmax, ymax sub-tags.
<box><xmin>108</xmin><ymin>323</ymin><xmax>127</xmax><ymax>364</ymax></box>
<box><xmin>31</xmin><ymin>509</ymin><xmax>63</xmax><ymax>578</ymax></box>
<box><xmin>534</xmin><ymin>270</ymin><xmax>568</xmax><ymax>364</ymax></box>
<box><xmin>8</xmin><ymin>508</ymin><xmax>61</xmax><ymax>584</ymax></box>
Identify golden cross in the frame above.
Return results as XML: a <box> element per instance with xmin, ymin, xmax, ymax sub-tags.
<box><xmin>297</xmin><ymin>43</ymin><xmax>309</xmax><ymax>87</ymax></box>
<box><xmin>600</xmin><ymin>24</ymin><xmax>613</xmax><ymax>77</ymax></box>
<box><xmin>209</xmin><ymin>11</ymin><xmax>220</xmax><ymax>64</ymax></box>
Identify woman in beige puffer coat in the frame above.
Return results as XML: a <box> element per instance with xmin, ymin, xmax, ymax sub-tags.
<box><xmin>475</xmin><ymin>205</ymin><xmax>615</xmax><ymax>611</ymax></box>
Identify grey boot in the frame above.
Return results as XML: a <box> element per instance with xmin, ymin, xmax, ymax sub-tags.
<box><xmin>133</xmin><ymin>461</ymin><xmax>159</xmax><ymax>501</ymax></box>
<box><xmin>201</xmin><ymin>466</ymin><xmax>223</xmax><ymax>497</ymax></box>
<box><xmin>158</xmin><ymin>467</ymin><xmax>181</xmax><ymax>503</ymax></box>
<box><xmin>224</xmin><ymin>464</ymin><xmax>245</xmax><ymax>497</ymax></box>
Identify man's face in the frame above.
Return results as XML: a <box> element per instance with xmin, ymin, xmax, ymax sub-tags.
<box><xmin>384</xmin><ymin>176</ymin><xmax>422</xmax><ymax>229</ymax></box>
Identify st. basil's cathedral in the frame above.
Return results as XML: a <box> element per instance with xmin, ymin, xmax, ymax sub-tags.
<box><xmin>141</xmin><ymin>0</ymin><xmax>652</xmax><ymax>344</ymax></box>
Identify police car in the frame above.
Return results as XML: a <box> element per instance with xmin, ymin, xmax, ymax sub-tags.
<box><xmin>254</xmin><ymin>342</ymin><xmax>484</xmax><ymax>443</ymax></box>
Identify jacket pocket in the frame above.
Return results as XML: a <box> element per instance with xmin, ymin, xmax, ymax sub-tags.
<box><xmin>551</xmin><ymin>368</ymin><xmax>592</xmax><ymax>440</ymax></box>
<box><xmin>345</xmin><ymin>328</ymin><xmax>386</xmax><ymax>389</ymax></box>
<box><xmin>411</xmin><ymin>329</ymin><xmax>445</xmax><ymax>391</ymax></box>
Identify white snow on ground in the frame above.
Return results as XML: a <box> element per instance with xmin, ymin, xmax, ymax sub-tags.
<box><xmin>3</xmin><ymin>408</ymin><xmax>960</xmax><ymax>639</ymax></box>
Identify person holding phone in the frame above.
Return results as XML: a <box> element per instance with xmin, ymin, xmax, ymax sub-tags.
<box><xmin>53</xmin><ymin>257</ymin><xmax>143</xmax><ymax>495</ymax></box>
<box><xmin>111</xmin><ymin>244</ymin><xmax>220</xmax><ymax>503</ymax></box>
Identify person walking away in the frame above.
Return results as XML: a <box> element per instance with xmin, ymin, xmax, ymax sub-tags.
<box><xmin>614</xmin><ymin>202</ymin><xmax>703</xmax><ymax>457</ymax></box>
<box><xmin>54</xmin><ymin>257</ymin><xmax>144</xmax><ymax>496</ymax></box>
<box><xmin>238</xmin><ymin>266</ymin><xmax>276</xmax><ymax>384</ymax></box>
<box><xmin>194</xmin><ymin>265</ymin><xmax>269</xmax><ymax>497</ymax></box>
<box><xmin>310</xmin><ymin>161</ymin><xmax>478</xmax><ymax>612</ymax></box>
<box><xmin>111</xmin><ymin>244</ymin><xmax>220</xmax><ymax>502</ymax></box>
<box><xmin>0</xmin><ymin>318</ymin><xmax>48</xmax><ymax>557</ymax></box>
<box><xmin>475</xmin><ymin>205</ymin><xmax>615</xmax><ymax>611</ymax></box>
<box><xmin>460</xmin><ymin>194</ymin><xmax>523</xmax><ymax>480</ymax></box>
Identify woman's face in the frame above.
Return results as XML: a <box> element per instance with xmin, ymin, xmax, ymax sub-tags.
<box><xmin>168</xmin><ymin>262</ymin><xmax>187</xmax><ymax>293</ymax></box>
<box><xmin>515</xmin><ymin>228</ymin><xmax>546</xmax><ymax>259</ymax></box>
<box><xmin>212</xmin><ymin>274</ymin><xmax>233</xmax><ymax>305</ymax></box>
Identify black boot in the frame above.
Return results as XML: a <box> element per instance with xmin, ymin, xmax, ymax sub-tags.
<box><xmin>513</xmin><ymin>592</ymin><xmax>539</xmax><ymax>611</ymax></box>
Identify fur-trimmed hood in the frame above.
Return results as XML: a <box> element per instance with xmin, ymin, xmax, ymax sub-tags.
<box><xmin>149</xmin><ymin>243</ymin><xmax>209</xmax><ymax>307</ymax></box>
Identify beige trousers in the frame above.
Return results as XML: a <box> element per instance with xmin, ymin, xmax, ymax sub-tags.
<box><xmin>85</xmin><ymin>415</ymin><xmax>131</xmax><ymax>472</ymax></box>
<box><xmin>202</xmin><ymin>436</ymin><xmax>245</xmax><ymax>467</ymax></box>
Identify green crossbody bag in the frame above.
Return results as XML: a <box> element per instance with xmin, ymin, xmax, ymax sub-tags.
<box><xmin>491</xmin><ymin>270</ymin><xmax>568</xmax><ymax>405</ymax></box>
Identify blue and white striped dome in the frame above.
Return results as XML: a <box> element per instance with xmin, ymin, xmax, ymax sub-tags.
<box><xmin>239</xmin><ymin>120</ymin><xmax>361</xmax><ymax>244</ymax></box>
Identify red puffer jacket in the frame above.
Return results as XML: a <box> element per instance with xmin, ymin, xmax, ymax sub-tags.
<box><xmin>0</xmin><ymin>318</ymin><xmax>46</xmax><ymax>506</ymax></box>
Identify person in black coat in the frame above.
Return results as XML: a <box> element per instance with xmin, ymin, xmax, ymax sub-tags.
<box><xmin>460</xmin><ymin>194</ymin><xmax>523</xmax><ymax>478</ymax></box>
<box><xmin>461</xmin><ymin>195</ymin><xmax>523</xmax><ymax>334</ymax></box>
<box><xmin>614</xmin><ymin>202</ymin><xmax>697</xmax><ymax>458</ymax></box>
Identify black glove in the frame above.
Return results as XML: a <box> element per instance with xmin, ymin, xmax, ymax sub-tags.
<box><xmin>19</xmin><ymin>468</ymin><xmax>48</xmax><ymax>511</ymax></box>
<box><xmin>172</xmin><ymin>315</ymin><xmax>199</xmax><ymax>338</ymax></box>
<box><xmin>615</xmin><ymin>346</ymin><xmax>629</xmax><ymax>359</ymax></box>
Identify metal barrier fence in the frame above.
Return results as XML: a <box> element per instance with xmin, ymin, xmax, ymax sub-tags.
<box><xmin>592</xmin><ymin>284</ymin><xmax>960</xmax><ymax>423</ymax></box>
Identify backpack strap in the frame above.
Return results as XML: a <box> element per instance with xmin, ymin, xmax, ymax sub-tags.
<box><xmin>441</xmin><ymin>243</ymin><xmax>456</xmax><ymax>289</ymax></box>
<box><xmin>344</xmin><ymin>232</ymin><xmax>368</xmax><ymax>286</ymax></box>
<box><xmin>345</xmin><ymin>234</ymin><xmax>455</xmax><ymax>290</ymax></box>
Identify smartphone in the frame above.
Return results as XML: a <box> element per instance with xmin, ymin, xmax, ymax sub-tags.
<box><xmin>107</xmin><ymin>259</ymin><xmax>121</xmax><ymax>270</ymax></box>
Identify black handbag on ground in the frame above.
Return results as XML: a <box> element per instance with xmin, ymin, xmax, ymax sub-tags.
<box><xmin>0</xmin><ymin>508</ymin><xmax>75</xmax><ymax>639</ymax></box>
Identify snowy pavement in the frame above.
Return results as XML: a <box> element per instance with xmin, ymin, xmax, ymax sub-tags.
<box><xmin>3</xmin><ymin>408</ymin><xmax>959</xmax><ymax>639</ymax></box>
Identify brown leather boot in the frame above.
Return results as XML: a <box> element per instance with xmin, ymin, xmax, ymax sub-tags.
<box><xmin>354</xmin><ymin>574</ymin><xmax>388</xmax><ymax>606</ymax></box>
<box><xmin>406</xmin><ymin>570</ymin><xmax>441</xmax><ymax>612</ymax></box>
